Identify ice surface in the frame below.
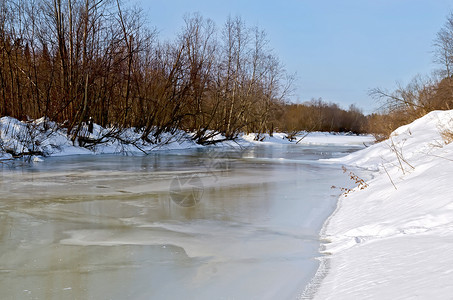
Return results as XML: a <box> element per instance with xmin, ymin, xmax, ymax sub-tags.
<box><xmin>0</xmin><ymin>144</ymin><xmax>368</xmax><ymax>300</ymax></box>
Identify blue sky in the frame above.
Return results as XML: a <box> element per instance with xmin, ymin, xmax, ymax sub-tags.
<box><xmin>131</xmin><ymin>0</ymin><xmax>453</xmax><ymax>114</ymax></box>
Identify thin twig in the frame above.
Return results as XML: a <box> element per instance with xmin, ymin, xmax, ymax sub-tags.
<box><xmin>383</xmin><ymin>164</ymin><xmax>397</xmax><ymax>190</ymax></box>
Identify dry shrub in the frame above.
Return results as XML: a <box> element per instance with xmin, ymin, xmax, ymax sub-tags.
<box><xmin>440</xmin><ymin>128</ymin><xmax>453</xmax><ymax>144</ymax></box>
<box><xmin>365</xmin><ymin>111</ymin><xmax>419</xmax><ymax>142</ymax></box>
<box><xmin>331</xmin><ymin>166</ymin><xmax>369</xmax><ymax>197</ymax></box>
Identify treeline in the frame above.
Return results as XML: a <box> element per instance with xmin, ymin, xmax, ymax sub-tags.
<box><xmin>277</xmin><ymin>99</ymin><xmax>366</xmax><ymax>134</ymax></box>
<box><xmin>366</xmin><ymin>12</ymin><xmax>453</xmax><ymax>139</ymax></box>
<box><xmin>0</xmin><ymin>0</ymin><xmax>293</xmax><ymax>144</ymax></box>
<box><xmin>7</xmin><ymin>2</ymin><xmax>453</xmax><ymax>144</ymax></box>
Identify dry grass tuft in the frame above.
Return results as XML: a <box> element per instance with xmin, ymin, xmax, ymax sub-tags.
<box><xmin>331</xmin><ymin>166</ymin><xmax>369</xmax><ymax>197</ymax></box>
<box><xmin>440</xmin><ymin>129</ymin><xmax>453</xmax><ymax>145</ymax></box>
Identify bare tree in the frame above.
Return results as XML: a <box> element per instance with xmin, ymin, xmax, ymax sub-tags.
<box><xmin>0</xmin><ymin>4</ymin><xmax>296</xmax><ymax>146</ymax></box>
<box><xmin>434</xmin><ymin>12</ymin><xmax>453</xmax><ymax>78</ymax></box>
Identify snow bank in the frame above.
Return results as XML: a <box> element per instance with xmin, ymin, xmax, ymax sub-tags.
<box><xmin>305</xmin><ymin>110</ymin><xmax>453</xmax><ymax>299</ymax></box>
<box><xmin>0</xmin><ymin>116</ymin><xmax>374</xmax><ymax>162</ymax></box>
<box><xmin>0</xmin><ymin>117</ymin><xmax>91</xmax><ymax>158</ymax></box>
<box><xmin>0</xmin><ymin>116</ymin><xmax>202</xmax><ymax>160</ymax></box>
<box><xmin>242</xmin><ymin>132</ymin><xmax>374</xmax><ymax>146</ymax></box>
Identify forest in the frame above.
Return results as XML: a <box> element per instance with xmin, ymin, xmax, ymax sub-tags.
<box><xmin>0</xmin><ymin>0</ymin><xmax>368</xmax><ymax>146</ymax></box>
<box><xmin>1</xmin><ymin>0</ymin><xmax>453</xmax><ymax>145</ymax></box>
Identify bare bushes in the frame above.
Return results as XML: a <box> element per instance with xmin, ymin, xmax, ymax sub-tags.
<box><xmin>0</xmin><ymin>2</ymin><xmax>292</xmax><ymax>146</ymax></box>
<box><xmin>368</xmin><ymin>12</ymin><xmax>453</xmax><ymax>139</ymax></box>
<box><xmin>367</xmin><ymin>75</ymin><xmax>444</xmax><ymax>139</ymax></box>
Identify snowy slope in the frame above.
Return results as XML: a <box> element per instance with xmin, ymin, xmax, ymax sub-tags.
<box><xmin>305</xmin><ymin>110</ymin><xmax>453</xmax><ymax>299</ymax></box>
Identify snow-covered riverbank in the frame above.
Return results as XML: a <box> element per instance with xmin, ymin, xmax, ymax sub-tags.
<box><xmin>305</xmin><ymin>110</ymin><xmax>453</xmax><ymax>299</ymax></box>
<box><xmin>0</xmin><ymin>116</ymin><xmax>374</xmax><ymax>162</ymax></box>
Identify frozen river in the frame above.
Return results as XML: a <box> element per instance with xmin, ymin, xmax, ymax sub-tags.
<box><xmin>0</xmin><ymin>143</ymin><xmax>363</xmax><ymax>299</ymax></box>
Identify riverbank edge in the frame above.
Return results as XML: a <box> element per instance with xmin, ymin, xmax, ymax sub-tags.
<box><xmin>299</xmin><ymin>109</ymin><xmax>453</xmax><ymax>299</ymax></box>
<box><xmin>299</xmin><ymin>162</ymin><xmax>377</xmax><ymax>299</ymax></box>
<box><xmin>0</xmin><ymin>116</ymin><xmax>374</xmax><ymax>162</ymax></box>
<box><xmin>298</xmin><ymin>168</ymin><xmax>349</xmax><ymax>299</ymax></box>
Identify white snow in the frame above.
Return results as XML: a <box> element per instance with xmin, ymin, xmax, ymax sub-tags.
<box><xmin>0</xmin><ymin>116</ymin><xmax>374</xmax><ymax>161</ymax></box>
<box><xmin>0</xmin><ymin>116</ymin><xmax>201</xmax><ymax>159</ymax></box>
<box><xmin>242</xmin><ymin>132</ymin><xmax>374</xmax><ymax>146</ymax></box>
<box><xmin>304</xmin><ymin>110</ymin><xmax>453</xmax><ymax>299</ymax></box>
<box><xmin>299</xmin><ymin>132</ymin><xmax>374</xmax><ymax>146</ymax></box>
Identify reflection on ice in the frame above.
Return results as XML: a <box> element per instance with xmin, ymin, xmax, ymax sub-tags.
<box><xmin>0</xmin><ymin>144</ymin><xmax>365</xmax><ymax>299</ymax></box>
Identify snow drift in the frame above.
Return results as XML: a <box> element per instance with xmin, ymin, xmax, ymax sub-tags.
<box><xmin>305</xmin><ymin>110</ymin><xmax>453</xmax><ymax>299</ymax></box>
